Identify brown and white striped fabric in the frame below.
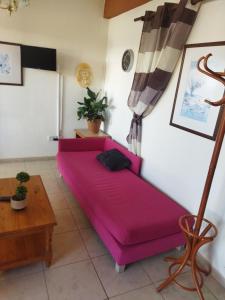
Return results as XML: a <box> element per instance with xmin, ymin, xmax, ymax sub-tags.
<box><xmin>127</xmin><ymin>0</ymin><xmax>201</xmax><ymax>155</ymax></box>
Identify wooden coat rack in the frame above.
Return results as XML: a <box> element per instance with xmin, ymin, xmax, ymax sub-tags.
<box><xmin>157</xmin><ymin>54</ymin><xmax>225</xmax><ymax>300</ymax></box>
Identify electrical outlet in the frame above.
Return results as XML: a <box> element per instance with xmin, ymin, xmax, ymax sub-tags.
<box><xmin>47</xmin><ymin>136</ymin><xmax>59</xmax><ymax>141</ymax></box>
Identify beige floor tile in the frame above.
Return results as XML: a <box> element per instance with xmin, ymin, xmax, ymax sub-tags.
<box><xmin>25</xmin><ymin>160</ymin><xmax>52</xmax><ymax>171</ymax></box>
<box><xmin>80</xmin><ymin>228</ymin><xmax>108</xmax><ymax>257</ymax></box>
<box><xmin>42</xmin><ymin>177</ymin><xmax>59</xmax><ymax>188</ymax></box>
<box><xmin>56</xmin><ymin>177</ymin><xmax>71</xmax><ymax>193</ymax></box>
<box><xmin>0</xmin><ymin>272</ymin><xmax>48</xmax><ymax>300</ymax></box>
<box><xmin>0</xmin><ymin>167</ymin><xmax>6</xmax><ymax>178</ymax></box>
<box><xmin>43</xmin><ymin>180</ymin><xmax>62</xmax><ymax>194</ymax></box>
<box><xmin>92</xmin><ymin>255</ymin><xmax>151</xmax><ymax>298</ymax></box>
<box><xmin>55</xmin><ymin>175</ymin><xmax>81</xmax><ymax>208</ymax></box>
<box><xmin>161</xmin><ymin>285</ymin><xmax>216</xmax><ymax>300</ymax></box>
<box><xmin>39</xmin><ymin>170</ymin><xmax>57</xmax><ymax>178</ymax></box>
<box><xmin>56</xmin><ymin>182</ymin><xmax>69</xmax><ymax>195</ymax></box>
<box><xmin>1</xmin><ymin>161</ymin><xmax>25</xmax><ymax>170</ymax></box>
<box><xmin>2</xmin><ymin>171</ymin><xmax>16</xmax><ymax>178</ymax></box>
<box><xmin>0</xmin><ymin>170</ymin><xmax>8</xmax><ymax>179</ymax></box>
<box><xmin>48</xmin><ymin>191</ymin><xmax>69</xmax><ymax>210</ymax></box>
<box><xmin>55</xmin><ymin>170</ymin><xmax>63</xmax><ymax>179</ymax></box>
<box><xmin>23</xmin><ymin>168</ymin><xmax>43</xmax><ymax>176</ymax></box>
<box><xmin>45</xmin><ymin>260</ymin><xmax>107</xmax><ymax>300</ymax></box>
<box><xmin>109</xmin><ymin>285</ymin><xmax>163</xmax><ymax>300</ymax></box>
<box><xmin>0</xmin><ymin>161</ymin><xmax>26</xmax><ymax>178</ymax></box>
<box><xmin>41</xmin><ymin>173</ymin><xmax>57</xmax><ymax>182</ymax></box>
<box><xmin>0</xmin><ymin>171</ymin><xmax>7</xmax><ymax>178</ymax></box>
<box><xmin>67</xmin><ymin>200</ymin><xmax>81</xmax><ymax>218</ymax></box>
<box><xmin>205</xmin><ymin>275</ymin><xmax>225</xmax><ymax>300</ymax></box>
<box><xmin>11</xmin><ymin>161</ymin><xmax>26</xmax><ymax>170</ymax></box>
<box><xmin>66</xmin><ymin>196</ymin><xmax>84</xmax><ymax>214</ymax></box>
<box><xmin>141</xmin><ymin>249</ymin><xmax>188</xmax><ymax>283</ymax></box>
<box><xmin>25</xmin><ymin>161</ymin><xmax>56</xmax><ymax>181</ymax></box>
<box><xmin>71</xmin><ymin>204</ymin><xmax>92</xmax><ymax>229</ymax></box>
<box><xmin>54</xmin><ymin>209</ymin><xmax>77</xmax><ymax>233</ymax></box>
<box><xmin>64</xmin><ymin>190</ymin><xmax>80</xmax><ymax>207</ymax></box>
<box><xmin>26</xmin><ymin>168</ymin><xmax>55</xmax><ymax>177</ymax></box>
<box><xmin>0</xmin><ymin>263</ymin><xmax>43</xmax><ymax>281</ymax></box>
<box><xmin>51</xmin><ymin>231</ymin><xmax>89</xmax><ymax>268</ymax></box>
<box><xmin>45</xmin><ymin>159</ymin><xmax>57</xmax><ymax>170</ymax></box>
<box><xmin>159</xmin><ymin>272</ymin><xmax>217</xmax><ymax>300</ymax></box>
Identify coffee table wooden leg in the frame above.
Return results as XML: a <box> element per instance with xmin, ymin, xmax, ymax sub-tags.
<box><xmin>45</xmin><ymin>227</ymin><xmax>53</xmax><ymax>267</ymax></box>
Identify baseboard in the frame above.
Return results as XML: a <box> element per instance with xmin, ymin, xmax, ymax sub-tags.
<box><xmin>0</xmin><ymin>156</ymin><xmax>55</xmax><ymax>163</ymax></box>
<box><xmin>198</xmin><ymin>253</ymin><xmax>225</xmax><ymax>288</ymax></box>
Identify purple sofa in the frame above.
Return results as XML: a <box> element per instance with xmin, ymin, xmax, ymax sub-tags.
<box><xmin>57</xmin><ymin>137</ymin><xmax>188</xmax><ymax>272</ymax></box>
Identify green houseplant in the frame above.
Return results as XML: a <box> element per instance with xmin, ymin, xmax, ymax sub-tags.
<box><xmin>77</xmin><ymin>87</ymin><xmax>108</xmax><ymax>133</ymax></box>
<box><xmin>11</xmin><ymin>172</ymin><xmax>30</xmax><ymax>210</ymax></box>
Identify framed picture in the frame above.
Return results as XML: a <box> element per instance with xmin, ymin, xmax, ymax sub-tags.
<box><xmin>0</xmin><ymin>41</ymin><xmax>23</xmax><ymax>86</ymax></box>
<box><xmin>170</xmin><ymin>41</ymin><xmax>225</xmax><ymax>140</ymax></box>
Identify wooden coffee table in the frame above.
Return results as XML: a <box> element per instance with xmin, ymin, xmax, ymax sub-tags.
<box><xmin>0</xmin><ymin>175</ymin><xmax>56</xmax><ymax>271</ymax></box>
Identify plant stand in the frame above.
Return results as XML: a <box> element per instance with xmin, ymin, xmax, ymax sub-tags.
<box><xmin>157</xmin><ymin>54</ymin><xmax>225</xmax><ymax>300</ymax></box>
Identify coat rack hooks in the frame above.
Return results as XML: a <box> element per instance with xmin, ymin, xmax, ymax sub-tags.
<box><xmin>198</xmin><ymin>54</ymin><xmax>225</xmax><ymax>106</ymax></box>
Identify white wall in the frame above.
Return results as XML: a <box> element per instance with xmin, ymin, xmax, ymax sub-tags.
<box><xmin>104</xmin><ymin>0</ymin><xmax>225</xmax><ymax>283</ymax></box>
<box><xmin>0</xmin><ymin>0</ymin><xmax>108</xmax><ymax>159</ymax></box>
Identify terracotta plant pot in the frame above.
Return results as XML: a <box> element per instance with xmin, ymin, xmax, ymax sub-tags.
<box><xmin>11</xmin><ymin>197</ymin><xmax>27</xmax><ymax>210</ymax></box>
<box><xmin>87</xmin><ymin>119</ymin><xmax>101</xmax><ymax>133</ymax></box>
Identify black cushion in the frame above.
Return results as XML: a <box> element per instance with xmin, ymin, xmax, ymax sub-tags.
<box><xmin>96</xmin><ymin>149</ymin><xmax>131</xmax><ymax>171</ymax></box>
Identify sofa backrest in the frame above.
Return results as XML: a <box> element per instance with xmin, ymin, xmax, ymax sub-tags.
<box><xmin>104</xmin><ymin>138</ymin><xmax>142</xmax><ymax>175</ymax></box>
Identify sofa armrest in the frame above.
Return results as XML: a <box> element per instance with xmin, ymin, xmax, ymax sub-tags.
<box><xmin>58</xmin><ymin>137</ymin><xmax>107</xmax><ymax>152</ymax></box>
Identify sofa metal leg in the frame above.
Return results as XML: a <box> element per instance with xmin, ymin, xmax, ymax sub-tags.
<box><xmin>115</xmin><ymin>263</ymin><xmax>126</xmax><ymax>273</ymax></box>
<box><xmin>176</xmin><ymin>245</ymin><xmax>185</xmax><ymax>252</ymax></box>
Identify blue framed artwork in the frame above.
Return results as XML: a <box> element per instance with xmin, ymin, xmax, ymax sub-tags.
<box><xmin>170</xmin><ymin>41</ymin><xmax>225</xmax><ymax>140</ymax></box>
<box><xmin>0</xmin><ymin>41</ymin><xmax>23</xmax><ymax>86</ymax></box>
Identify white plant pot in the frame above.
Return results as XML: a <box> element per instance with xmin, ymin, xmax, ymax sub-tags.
<box><xmin>11</xmin><ymin>198</ymin><xmax>27</xmax><ymax>210</ymax></box>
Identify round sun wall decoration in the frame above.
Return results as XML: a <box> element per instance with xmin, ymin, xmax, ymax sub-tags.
<box><xmin>75</xmin><ymin>63</ymin><xmax>93</xmax><ymax>88</ymax></box>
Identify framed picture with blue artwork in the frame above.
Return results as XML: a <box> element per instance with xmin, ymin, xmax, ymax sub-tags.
<box><xmin>170</xmin><ymin>41</ymin><xmax>225</xmax><ymax>140</ymax></box>
<box><xmin>0</xmin><ymin>41</ymin><xmax>23</xmax><ymax>86</ymax></box>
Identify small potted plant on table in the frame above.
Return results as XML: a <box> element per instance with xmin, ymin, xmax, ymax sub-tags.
<box><xmin>11</xmin><ymin>172</ymin><xmax>30</xmax><ymax>210</ymax></box>
<box><xmin>77</xmin><ymin>87</ymin><xmax>108</xmax><ymax>133</ymax></box>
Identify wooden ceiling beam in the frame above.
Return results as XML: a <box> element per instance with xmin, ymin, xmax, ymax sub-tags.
<box><xmin>104</xmin><ymin>0</ymin><xmax>150</xmax><ymax>19</ymax></box>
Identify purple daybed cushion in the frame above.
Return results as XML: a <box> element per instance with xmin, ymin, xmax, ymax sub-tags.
<box><xmin>57</xmin><ymin>149</ymin><xmax>187</xmax><ymax>246</ymax></box>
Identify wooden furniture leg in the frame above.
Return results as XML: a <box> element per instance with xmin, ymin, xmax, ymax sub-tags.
<box><xmin>45</xmin><ymin>227</ymin><xmax>53</xmax><ymax>267</ymax></box>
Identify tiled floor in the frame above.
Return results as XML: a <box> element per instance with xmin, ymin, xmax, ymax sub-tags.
<box><xmin>0</xmin><ymin>158</ymin><xmax>225</xmax><ymax>300</ymax></box>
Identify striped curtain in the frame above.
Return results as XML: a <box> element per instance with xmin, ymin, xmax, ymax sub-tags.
<box><xmin>127</xmin><ymin>0</ymin><xmax>201</xmax><ymax>155</ymax></box>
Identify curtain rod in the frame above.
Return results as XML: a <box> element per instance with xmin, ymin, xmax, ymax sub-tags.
<box><xmin>134</xmin><ymin>16</ymin><xmax>146</xmax><ymax>22</ymax></box>
<box><xmin>134</xmin><ymin>0</ymin><xmax>202</xmax><ymax>22</ymax></box>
